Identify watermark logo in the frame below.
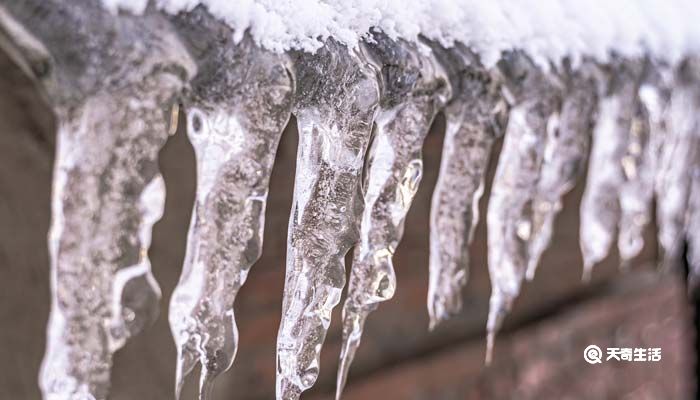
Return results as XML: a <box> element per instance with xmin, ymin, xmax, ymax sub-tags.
<box><xmin>584</xmin><ymin>345</ymin><xmax>603</xmax><ymax>364</ymax></box>
<box><xmin>584</xmin><ymin>345</ymin><xmax>662</xmax><ymax>364</ymax></box>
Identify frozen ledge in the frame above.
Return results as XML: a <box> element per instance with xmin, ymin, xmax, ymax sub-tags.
<box><xmin>101</xmin><ymin>0</ymin><xmax>700</xmax><ymax>67</ymax></box>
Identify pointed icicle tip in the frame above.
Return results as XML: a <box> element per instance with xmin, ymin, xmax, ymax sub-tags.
<box><xmin>427</xmin><ymin>297</ymin><xmax>462</xmax><ymax>331</ymax></box>
<box><xmin>428</xmin><ymin>319</ymin><xmax>438</xmax><ymax>332</ymax></box>
<box><xmin>335</xmin><ymin>376</ymin><xmax>346</xmax><ymax>400</ymax></box>
<box><xmin>335</xmin><ymin>380</ymin><xmax>345</xmax><ymax>400</ymax></box>
<box><xmin>428</xmin><ymin>312</ymin><xmax>444</xmax><ymax>332</ymax></box>
<box><xmin>485</xmin><ymin>293</ymin><xmax>510</xmax><ymax>366</ymax></box>
<box><xmin>174</xmin><ymin>375</ymin><xmax>183</xmax><ymax>400</ymax></box>
<box><xmin>485</xmin><ymin>331</ymin><xmax>495</xmax><ymax>366</ymax></box>
<box><xmin>173</xmin><ymin>343</ymin><xmax>199</xmax><ymax>400</ymax></box>
<box><xmin>199</xmin><ymin>366</ymin><xmax>216</xmax><ymax>400</ymax></box>
<box><xmin>581</xmin><ymin>262</ymin><xmax>593</xmax><ymax>283</ymax></box>
<box><xmin>335</xmin><ymin>329</ymin><xmax>354</xmax><ymax>400</ymax></box>
<box><xmin>525</xmin><ymin>264</ymin><xmax>537</xmax><ymax>282</ymax></box>
<box><xmin>168</xmin><ymin>102</ymin><xmax>180</xmax><ymax>136</ymax></box>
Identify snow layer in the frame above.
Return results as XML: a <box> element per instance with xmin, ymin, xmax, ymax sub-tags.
<box><xmin>103</xmin><ymin>0</ymin><xmax>700</xmax><ymax>67</ymax></box>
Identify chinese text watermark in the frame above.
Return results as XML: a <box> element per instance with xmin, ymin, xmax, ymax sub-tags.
<box><xmin>584</xmin><ymin>345</ymin><xmax>661</xmax><ymax>365</ymax></box>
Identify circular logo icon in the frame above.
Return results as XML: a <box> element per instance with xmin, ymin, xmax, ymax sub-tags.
<box><xmin>584</xmin><ymin>345</ymin><xmax>603</xmax><ymax>364</ymax></box>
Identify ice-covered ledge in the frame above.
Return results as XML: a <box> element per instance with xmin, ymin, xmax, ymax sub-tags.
<box><xmin>1</xmin><ymin>1</ymin><xmax>700</xmax><ymax>400</ymax></box>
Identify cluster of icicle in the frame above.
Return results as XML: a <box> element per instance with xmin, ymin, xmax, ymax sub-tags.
<box><xmin>3</xmin><ymin>2</ymin><xmax>700</xmax><ymax>400</ymax></box>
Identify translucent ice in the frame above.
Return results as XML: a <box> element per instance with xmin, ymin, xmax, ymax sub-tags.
<box><xmin>427</xmin><ymin>43</ymin><xmax>508</xmax><ymax>328</ymax></box>
<box><xmin>687</xmin><ymin>170</ymin><xmax>700</xmax><ymax>290</ymax></box>
<box><xmin>486</xmin><ymin>52</ymin><xmax>563</xmax><ymax>362</ymax></box>
<box><xmin>18</xmin><ymin>4</ymin><xmax>196</xmax><ymax>399</ymax></box>
<box><xmin>276</xmin><ymin>39</ymin><xmax>379</xmax><ymax>400</ymax></box>
<box><xmin>681</xmin><ymin>61</ymin><xmax>700</xmax><ymax>290</ymax></box>
<box><xmin>655</xmin><ymin>58</ymin><xmax>700</xmax><ymax>271</ymax></box>
<box><xmin>617</xmin><ymin>79</ymin><xmax>654</xmax><ymax>265</ymax></box>
<box><xmin>168</xmin><ymin>11</ymin><xmax>294</xmax><ymax>399</ymax></box>
<box><xmin>336</xmin><ymin>32</ymin><xmax>449</xmax><ymax>398</ymax></box>
<box><xmin>639</xmin><ymin>66</ymin><xmax>673</xmax><ymax>268</ymax></box>
<box><xmin>579</xmin><ymin>61</ymin><xmax>645</xmax><ymax>280</ymax></box>
<box><xmin>44</xmin><ymin>98</ymin><xmax>169</xmax><ymax>399</ymax></box>
<box><xmin>525</xmin><ymin>63</ymin><xmax>598</xmax><ymax>280</ymax></box>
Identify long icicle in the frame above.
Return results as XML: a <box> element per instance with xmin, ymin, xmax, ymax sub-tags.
<box><xmin>682</xmin><ymin>61</ymin><xmax>700</xmax><ymax>291</ymax></box>
<box><xmin>656</xmin><ymin>58</ymin><xmax>700</xmax><ymax>273</ymax></box>
<box><xmin>638</xmin><ymin>65</ymin><xmax>673</xmax><ymax>267</ymax></box>
<box><xmin>168</xmin><ymin>10</ymin><xmax>295</xmax><ymax>399</ymax></box>
<box><xmin>486</xmin><ymin>52</ymin><xmax>563</xmax><ymax>363</ymax></box>
<box><xmin>687</xmin><ymin>169</ymin><xmax>700</xmax><ymax>290</ymax></box>
<box><xmin>525</xmin><ymin>62</ymin><xmax>598</xmax><ymax>280</ymax></box>
<box><xmin>579</xmin><ymin>60</ymin><xmax>645</xmax><ymax>280</ymax></box>
<box><xmin>336</xmin><ymin>32</ymin><xmax>450</xmax><ymax>398</ymax></box>
<box><xmin>276</xmin><ymin>39</ymin><xmax>379</xmax><ymax>400</ymax></box>
<box><xmin>30</xmin><ymin>5</ymin><xmax>196</xmax><ymax>399</ymax></box>
<box><xmin>679</xmin><ymin>59</ymin><xmax>700</xmax><ymax>290</ymax></box>
<box><xmin>427</xmin><ymin>44</ymin><xmax>508</xmax><ymax>328</ymax></box>
<box><xmin>617</xmin><ymin>67</ymin><xmax>654</xmax><ymax>267</ymax></box>
<box><xmin>662</xmin><ymin>58</ymin><xmax>700</xmax><ymax>287</ymax></box>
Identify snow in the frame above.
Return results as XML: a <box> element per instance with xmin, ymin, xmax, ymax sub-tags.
<box><xmin>101</xmin><ymin>0</ymin><xmax>700</xmax><ymax>67</ymax></box>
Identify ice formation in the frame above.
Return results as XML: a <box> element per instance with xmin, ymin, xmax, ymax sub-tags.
<box><xmin>0</xmin><ymin>2</ymin><xmax>195</xmax><ymax>399</ymax></box>
<box><xmin>617</xmin><ymin>74</ymin><xmax>654</xmax><ymax>266</ymax></box>
<box><xmin>687</xmin><ymin>171</ymin><xmax>700</xmax><ymax>289</ymax></box>
<box><xmin>166</xmin><ymin>8</ymin><xmax>294</xmax><ymax>399</ymax></box>
<box><xmin>336</xmin><ymin>31</ymin><xmax>450</xmax><ymax>398</ymax></box>
<box><xmin>427</xmin><ymin>43</ymin><xmax>507</xmax><ymax>327</ymax></box>
<box><xmin>524</xmin><ymin>62</ymin><xmax>598</xmax><ymax>280</ymax></box>
<box><xmin>654</xmin><ymin>59</ymin><xmax>700</xmax><ymax>275</ymax></box>
<box><xmin>44</xmin><ymin>88</ymin><xmax>173</xmax><ymax>400</ymax></box>
<box><xmin>486</xmin><ymin>52</ymin><xmax>563</xmax><ymax>362</ymax></box>
<box><xmin>682</xmin><ymin>61</ymin><xmax>700</xmax><ymax>293</ymax></box>
<box><xmin>638</xmin><ymin>66</ymin><xmax>672</xmax><ymax>267</ymax></box>
<box><xmin>3</xmin><ymin>1</ymin><xmax>700</xmax><ymax>400</ymax></box>
<box><xmin>275</xmin><ymin>39</ymin><xmax>379</xmax><ymax>400</ymax></box>
<box><xmin>579</xmin><ymin>60</ymin><xmax>647</xmax><ymax>280</ymax></box>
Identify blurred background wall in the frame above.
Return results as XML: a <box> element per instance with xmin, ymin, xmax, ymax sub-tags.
<box><xmin>0</xmin><ymin>44</ymin><xmax>695</xmax><ymax>399</ymax></box>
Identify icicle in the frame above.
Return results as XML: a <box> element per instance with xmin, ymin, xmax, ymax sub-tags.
<box><xmin>687</xmin><ymin>171</ymin><xmax>700</xmax><ymax>290</ymax></box>
<box><xmin>579</xmin><ymin>60</ymin><xmax>645</xmax><ymax>280</ymax></box>
<box><xmin>617</xmin><ymin>77</ymin><xmax>654</xmax><ymax>266</ymax></box>
<box><xmin>655</xmin><ymin>58</ymin><xmax>700</xmax><ymax>272</ymax></box>
<box><xmin>168</xmin><ymin>11</ymin><xmax>295</xmax><ymax>399</ymax></box>
<box><xmin>5</xmin><ymin>3</ymin><xmax>197</xmax><ymax>399</ymax></box>
<box><xmin>427</xmin><ymin>43</ymin><xmax>507</xmax><ymax>328</ymax></box>
<box><xmin>524</xmin><ymin>63</ymin><xmax>597</xmax><ymax>280</ymax></box>
<box><xmin>276</xmin><ymin>39</ymin><xmax>379</xmax><ymax>400</ymax></box>
<box><xmin>486</xmin><ymin>52</ymin><xmax>563</xmax><ymax>363</ymax></box>
<box><xmin>681</xmin><ymin>63</ymin><xmax>700</xmax><ymax>291</ymax></box>
<box><xmin>41</xmin><ymin>41</ymin><xmax>193</xmax><ymax>400</ymax></box>
<box><xmin>43</xmin><ymin>98</ymin><xmax>170</xmax><ymax>399</ymax></box>
<box><xmin>639</xmin><ymin>65</ymin><xmax>673</xmax><ymax>269</ymax></box>
<box><xmin>336</xmin><ymin>32</ymin><xmax>450</xmax><ymax>398</ymax></box>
